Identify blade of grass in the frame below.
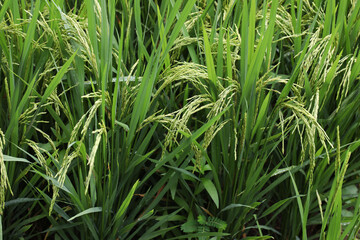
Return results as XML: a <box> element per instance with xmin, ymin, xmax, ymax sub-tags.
<box><xmin>202</xmin><ymin>21</ymin><xmax>217</xmax><ymax>99</ymax></box>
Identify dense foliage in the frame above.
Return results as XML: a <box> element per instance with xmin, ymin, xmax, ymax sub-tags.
<box><xmin>0</xmin><ymin>0</ymin><xmax>360</xmax><ymax>239</ymax></box>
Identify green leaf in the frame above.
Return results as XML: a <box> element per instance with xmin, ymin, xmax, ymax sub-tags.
<box><xmin>19</xmin><ymin>0</ymin><xmax>41</xmax><ymax>72</ymax></box>
<box><xmin>114</xmin><ymin>180</ymin><xmax>139</xmax><ymax>221</ymax></box>
<box><xmin>261</xmin><ymin>196</ymin><xmax>300</xmax><ymax>218</ymax></box>
<box><xmin>202</xmin><ymin>21</ymin><xmax>217</xmax><ymax>89</ymax></box>
<box><xmin>220</xmin><ymin>203</ymin><xmax>256</xmax><ymax>213</ymax></box>
<box><xmin>165</xmin><ymin>165</ymin><xmax>200</xmax><ymax>181</ymax></box>
<box><xmin>0</xmin><ymin>215</ymin><xmax>2</xmax><ymax>240</ymax></box>
<box><xmin>33</xmin><ymin>170</ymin><xmax>72</xmax><ymax>194</ymax></box>
<box><xmin>68</xmin><ymin>207</ymin><xmax>102</xmax><ymax>222</ymax></box>
<box><xmin>201</xmin><ymin>178</ymin><xmax>219</xmax><ymax>208</ymax></box>
<box><xmin>3</xmin><ymin>155</ymin><xmax>30</xmax><ymax>163</ymax></box>
<box><xmin>5</xmin><ymin>198</ymin><xmax>40</xmax><ymax>207</ymax></box>
<box><xmin>137</xmin><ymin>209</ymin><xmax>154</xmax><ymax>221</ymax></box>
<box><xmin>0</xmin><ymin>0</ymin><xmax>12</xmax><ymax>23</ymax></box>
<box><xmin>251</xmin><ymin>92</ymin><xmax>271</xmax><ymax>139</ymax></box>
<box><xmin>40</xmin><ymin>50</ymin><xmax>78</xmax><ymax>106</ymax></box>
<box><xmin>288</xmin><ymin>170</ymin><xmax>307</xmax><ymax>240</ymax></box>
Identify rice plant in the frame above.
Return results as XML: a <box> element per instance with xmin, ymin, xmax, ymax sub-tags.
<box><xmin>0</xmin><ymin>0</ymin><xmax>359</xmax><ymax>239</ymax></box>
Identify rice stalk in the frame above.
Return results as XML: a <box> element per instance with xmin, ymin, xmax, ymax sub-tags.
<box><xmin>84</xmin><ymin>121</ymin><xmax>107</xmax><ymax>195</ymax></box>
<box><xmin>163</xmin><ymin>95</ymin><xmax>213</xmax><ymax>153</ymax></box>
<box><xmin>335</xmin><ymin>54</ymin><xmax>356</xmax><ymax>112</ymax></box>
<box><xmin>26</xmin><ymin>140</ymin><xmax>53</xmax><ymax>178</ymax></box>
<box><xmin>336</xmin><ymin>126</ymin><xmax>341</xmax><ymax>177</ymax></box>
<box><xmin>119</xmin><ymin>60</ymin><xmax>140</xmax><ymax>119</ymax></box>
<box><xmin>193</xmin><ymin>85</ymin><xmax>235</xmax><ymax>172</ymax></box>
<box><xmin>279</xmin><ymin>110</ymin><xmax>285</xmax><ymax>154</ymax></box>
<box><xmin>280</xmin><ymin>95</ymin><xmax>333</xmax><ymax>184</ymax></box>
<box><xmin>49</xmin><ymin>89</ymin><xmax>72</xmax><ymax>132</ymax></box>
<box><xmin>50</xmin><ymin>96</ymin><xmax>102</xmax><ymax>213</ymax></box>
<box><xmin>3</xmin><ymin>77</ymin><xmax>11</xmax><ymax>114</ymax></box>
<box><xmin>18</xmin><ymin>101</ymin><xmax>49</xmax><ymax>125</ymax></box>
<box><xmin>51</xmin><ymin>1</ymin><xmax>99</xmax><ymax>77</ymax></box>
<box><xmin>153</xmin><ymin>62</ymin><xmax>212</xmax><ymax>102</ymax></box>
<box><xmin>0</xmin><ymin>129</ymin><xmax>12</xmax><ymax>215</ymax></box>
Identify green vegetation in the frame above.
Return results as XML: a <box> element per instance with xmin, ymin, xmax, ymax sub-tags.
<box><xmin>1</xmin><ymin>0</ymin><xmax>360</xmax><ymax>239</ymax></box>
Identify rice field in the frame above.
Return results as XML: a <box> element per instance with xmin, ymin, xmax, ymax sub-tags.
<box><xmin>1</xmin><ymin>0</ymin><xmax>360</xmax><ymax>239</ymax></box>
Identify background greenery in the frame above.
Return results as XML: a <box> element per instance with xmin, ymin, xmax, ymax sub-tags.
<box><xmin>0</xmin><ymin>0</ymin><xmax>360</xmax><ymax>239</ymax></box>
